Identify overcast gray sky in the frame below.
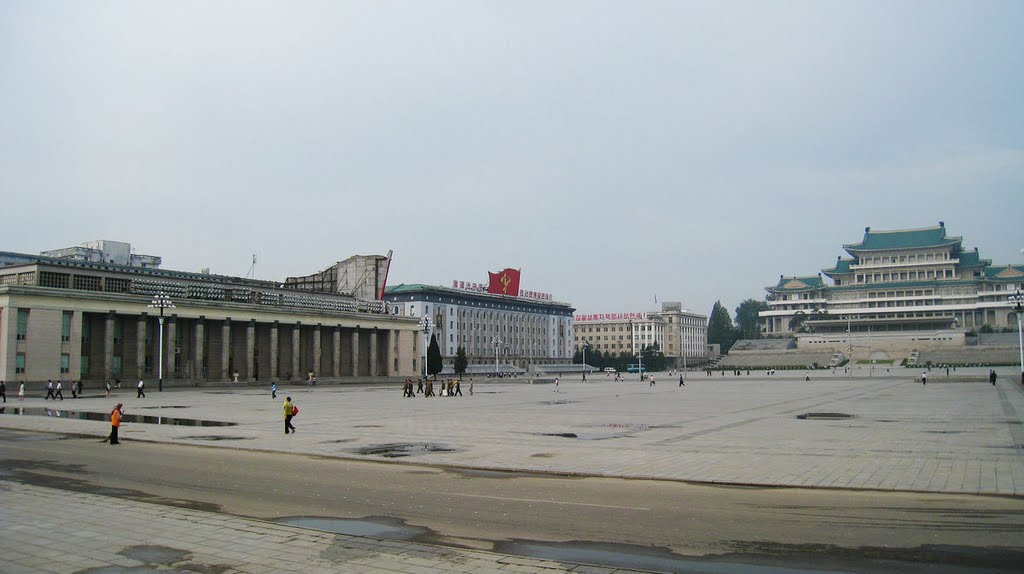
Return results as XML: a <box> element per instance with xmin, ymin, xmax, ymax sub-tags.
<box><xmin>2</xmin><ymin>1</ymin><xmax>1022</xmax><ymax>318</ymax></box>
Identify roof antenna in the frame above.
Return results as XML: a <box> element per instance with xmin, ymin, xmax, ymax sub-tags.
<box><xmin>246</xmin><ymin>254</ymin><xmax>257</xmax><ymax>279</ymax></box>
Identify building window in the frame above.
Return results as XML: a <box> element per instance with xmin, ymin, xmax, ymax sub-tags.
<box><xmin>39</xmin><ymin>271</ymin><xmax>70</xmax><ymax>289</ymax></box>
<box><xmin>16</xmin><ymin>308</ymin><xmax>29</xmax><ymax>339</ymax></box>
<box><xmin>15</xmin><ymin>353</ymin><xmax>26</xmax><ymax>373</ymax></box>
<box><xmin>73</xmin><ymin>275</ymin><xmax>102</xmax><ymax>291</ymax></box>
<box><xmin>62</xmin><ymin>311</ymin><xmax>73</xmax><ymax>342</ymax></box>
<box><xmin>80</xmin><ymin>355</ymin><xmax>89</xmax><ymax>376</ymax></box>
<box><xmin>61</xmin><ymin>353</ymin><xmax>70</xmax><ymax>374</ymax></box>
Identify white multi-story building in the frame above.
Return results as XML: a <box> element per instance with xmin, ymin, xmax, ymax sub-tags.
<box><xmin>573</xmin><ymin>302</ymin><xmax>708</xmax><ymax>367</ymax></box>
<box><xmin>383</xmin><ymin>283</ymin><xmax>575</xmax><ymax>370</ymax></box>
<box><xmin>761</xmin><ymin>223</ymin><xmax>1024</xmax><ymax>335</ymax></box>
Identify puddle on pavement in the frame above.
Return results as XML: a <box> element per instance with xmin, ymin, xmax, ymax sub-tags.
<box><xmin>119</xmin><ymin>545</ymin><xmax>191</xmax><ymax>565</ymax></box>
<box><xmin>495</xmin><ymin>540</ymin><xmax>851</xmax><ymax>574</ymax></box>
<box><xmin>179</xmin><ymin>435</ymin><xmax>254</xmax><ymax>441</ymax></box>
<box><xmin>796</xmin><ymin>413</ymin><xmax>854</xmax><ymax>420</ymax></box>
<box><xmin>539</xmin><ymin>400</ymin><xmax>579</xmax><ymax>405</ymax></box>
<box><xmin>353</xmin><ymin>443</ymin><xmax>456</xmax><ymax>457</ymax></box>
<box><xmin>77</xmin><ymin>566</ymin><xmax>165</xmax><ymax>573</ymax></box>
<box><xmin>275</xmin><ymin>516</ymin><xmax>429</xmax><ymax>541</ymax></box>
<box><xmin>536</xmin><ymin>431</ymin><xmax>626</xmax><ymax>441</ymax></box>
<box><xmin>0</xmin><ymin>406</ymin><xmax>236</xmax><ymax>426</ymax></box>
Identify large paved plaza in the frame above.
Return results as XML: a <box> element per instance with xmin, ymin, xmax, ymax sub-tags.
<box><xmin>3</xmin><ymin>367</ymin><xmax>1023</xmax><ymax>496</ymax></box>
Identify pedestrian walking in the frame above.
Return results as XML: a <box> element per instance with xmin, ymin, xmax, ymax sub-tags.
<box><xmin>271</xmin><ymin>382</ymin><xmax>277</xmax><ymax>399</ymax></box>
<box><xmin>55</xmin><ymin>380</ymin><xmax>64</xmax><ymax>400</ymax></box>
<box><xmin>554</xmin><ymin>377</ymin><xmax>559</xmax><ymax>392</ymax></box>
<box><xmin>108</xmin><ymin>403</ymin><xmax>124</xmax><ymax>444</ymax></box>
<box><xmin>137</xmin><ymin>379</ymin><xmax>145</xmax><ymax>398</ymax></box>
<box><xmin>453</xmin><ymin>379</ymin><xmax>463</xmax><ymax>396</ymax></box>
<box><xmin>678</xmin><ymin>374</ymin><xmax>684</xmax><ymax>387</ymax></box>
<box><xmin>416</xmin><ymin>378</ymin><xmax>424</xmax><ymax>395</ymax></box>
<box><xmin>0</xmin><ymin>380</ymin><xmax>6</xmax><ymax>403</ymax></box>
<box><xmin>921</xmin><ymin>372</ymin><xmax>927</xmax><ymax>385</ymax></box>
<box><xmin>425</xmin><ymin>380</ymin><xmax>434</xmax><ymax>397</ymax></box>
<box><xmin>76</xmin><ymin>380</ymin><xmax>84</xmax><ymax>397</ymax></box>
<box><xmin>71</xmin><ymin>381</ymin><xmax>78</xmax><ymax>399</ymax></box>
<box><xmin>45</xmin><ymin>380</ymin><xmax>55</xmax><ymax>399</ymax></box>
<box><xmin>469</xmin><ymin>379</ymin><xmax>474</xmax><ymax>396</ymax></box>
<box><xmin>283</xmin><ymin>397</ymin><xmax>297</xmax><ymax>434</ymax></box>
<box><xmin>403</xmin><ymin>379</ymin><xmax>414</xmax><ymax>397</ymax></box>
<box><xmin>990</xmin><ymin>369</ymin><xmax>997</xmax><ymax>386</ymax></box>
<box><xmin>19</xmin><ymin>382</ymin><xmax>25</xmax><ymax>401</ymax></box>
<box><xmin>649</xmin><ymin>375</ymin><xmax>655</xmax><ymax>387</ymax></box>
<box><xmin>105</xmin><ymin>381</ymin><xmax>111</xmax><ymax>397</ymax></box>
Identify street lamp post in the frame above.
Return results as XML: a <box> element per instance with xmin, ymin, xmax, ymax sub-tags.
<box><xmin>582</xmin><ymin>340</ymin><xmax>589</xmax><ymax>381</ymax></box>
<box><xmin>148</xmin><ymin>293</ymin><xmax>175</xmax><ymax>392</ymax></box>
<box><xmin>1010</xmin><ymin>290</ymin><xmax>1024</xmax><ymax>386</ymax></box>
<box><xmin>419</xmin><ymin>317</ymin><xmax>433</xmax><ymax>379</ymax></box>
<box><xmin>492</xmin><ymin>337</ymin><xmax>503</xmax><ymax>374</ymax></box>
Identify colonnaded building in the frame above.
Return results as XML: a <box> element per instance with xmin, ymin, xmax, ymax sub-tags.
<box><xmin>572</xmin><ymin>302</ymin><xmax>709</xmax><ymax>368</ymax></box>
<box><xmin>744</xmin><ymin>223</ymin><xmax>1022</xmax><ymax>366</ymax></box>
<box><xmin>383</xmin><ymin>273</ymin><xmax>575</xmax><ymax>372</ymax></box>
<box><xmin>0</xmin><ymin>243</ymin><xmax>420</xmax><ymax>386</ymax></box>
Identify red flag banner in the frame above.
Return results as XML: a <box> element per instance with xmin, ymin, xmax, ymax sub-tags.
<box><xmin>487</xmin><ymin>268</ymin><xmax>521</xmax><ymax>296</ymax></box>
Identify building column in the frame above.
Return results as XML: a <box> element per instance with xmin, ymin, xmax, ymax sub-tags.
<box><xmin>351</xmin><ymin>328</ymin><xmax>360</xmax><ymax>377</ymax></box>
<box><xmin>332</xmin><ymin>327</ymin><xmax>341</xmax><ymax>378</ymax></box>
<box><xmin>136</xmin><ymin>315</ymin><xmax>147</xmax><ymax>380</ymax></box>
<box><xmin>291</xmin><ymin>322</ymin><xmax>301</xmax><ymax>381</ymax></box>
<box><xmin>313</xmin><ymin>324</ymin><xmax>322</xmax><ymax>377</ymax></box>
<box><xmin>388</xmin><ymin>329</ymin><xmax>398</xmax><ymax>377</ymax></box>
<box><xmin>194</xmin><ymin>317</ymin><xmax>205</xmax><ymax>381</ymax></box>
<box><xmin>104</xmin><ymin>312</ymin><xmax>115</xmax><ymax>381</ymax></box>
<box><xmin>246</xmin><ymin>320</ymin><xmax>256</xmax><ymax>382</ymax></box>
<box><xmin>370</xmin><ymin>329</ymin><xmax>379</xmax><ymax>377</ymax></box>
<box><xmin>166</xmin><ymin>316</ymin><xmax>177</xmax><ymax>378</ymax></box>
<box><xmin>221</xmin><ymin>319</ymin><xmax>231</xmax><ymax>381</ymax></box>
<box><xmin>270</xmin><ymin>321</ymin><xmax>279</xmax><ymax>382</ymax></box>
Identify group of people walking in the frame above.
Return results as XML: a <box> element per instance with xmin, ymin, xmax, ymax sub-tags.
<box><xmin>402</xmin><ymin>377</ymin><xmax>469</xmax><ymax>397</ymax></box>
<box><xmin>0</xmin><ymin>380</ymin><xmax>26</xmax><ymax>402</ymax></box>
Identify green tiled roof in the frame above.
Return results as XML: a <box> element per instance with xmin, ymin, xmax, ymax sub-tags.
<box><xmin>830</xmin><ymin>279</ymin><xmax>975</xmax><ymax>292</ymax></box>
<box><xmin>844</xmin><ymin>225</ymin><xmax>961</xmax><ymax>253</ymax></box>
<box><xmin>768</xmin><ymin>275</ymin><xmax>825</xmax><ymax>292</ymax></box>
<box><xmin>983</xmin><ymin>265</ymin><xmax>1024</xmax><ymax>281</ymax></box>
<box><xmin>822</xmin><ymin>258</ymin><xmax>855</xmax><ymax>277</ymax></box>
<box><xmin>383</xmin><ymin>283</ymin><xmax>433</xmax><ymax>294</ymax></box>
<box><xmin>957</xmin><ymin>249</ymin><xmax>990</xmax><ymax>267</ymax></box>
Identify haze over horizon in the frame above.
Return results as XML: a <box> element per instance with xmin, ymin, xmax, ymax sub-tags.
<box><xmin>2</xmin><ymin>1</ymin><xmax>1022</xmax><ymax>318</ymax></box>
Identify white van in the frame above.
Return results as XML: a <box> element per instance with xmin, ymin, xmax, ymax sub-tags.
<box><xmin>603</xmin><ymin>367</ymin><xmax>617</xmax><ymax>373</ymax></box>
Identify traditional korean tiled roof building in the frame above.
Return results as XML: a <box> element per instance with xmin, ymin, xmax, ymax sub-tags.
<box><xmin>761</xmin><ymin>223</ymin><xmax>1023</xmax><ymax>335</ymax></box>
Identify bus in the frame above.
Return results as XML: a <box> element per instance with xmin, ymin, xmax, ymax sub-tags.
<box><xmin>626</xmin><ymin>364</ymin><xmax>646</xmax><ymax>373</ymax></box>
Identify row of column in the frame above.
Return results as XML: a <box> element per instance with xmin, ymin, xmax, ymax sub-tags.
<box><xmin>88</xmin><ymin>312</ymin><xmax>403</xmax><ymax>382</ymax></box>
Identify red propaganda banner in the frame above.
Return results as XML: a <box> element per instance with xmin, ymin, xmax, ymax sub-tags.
<box><xmin>487</xmin><ymin>268</ymin><xmax>521</xmax><ymax>296</ymax></box>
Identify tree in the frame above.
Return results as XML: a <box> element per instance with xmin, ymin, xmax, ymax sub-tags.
<box><xmin>641</xmin><ymin>341</ymin><xmax>666</xmax><ymax>372</ymax></box>
<box><xmin>708</xmin><ymin>301</ymin><xmax>738</xmax><ymax>353</ymax></box>
<box><xmin>427</xmin><ymin>333</ymin><xmax>443</xmax><ymax>379</ymax></box>
<box><xmin>788</xmin><ymin>311</ymin><xmax>808</xmax><ymax>332</ymax></box>
<box><xmin>453</xmin><ymin>346</ymin><xmax>468</xmax><ymax>378</ymax></box>
<box><xmin>734</xmin><ymin>299</ymin><xmax>769</xmax><ymax>340</ymax></box>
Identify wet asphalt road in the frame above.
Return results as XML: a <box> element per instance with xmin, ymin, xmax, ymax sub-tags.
<box><xmin>2</xmin><ymin>428</ymin><xmax>1023</xmax><ymax>573</ymax></box>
